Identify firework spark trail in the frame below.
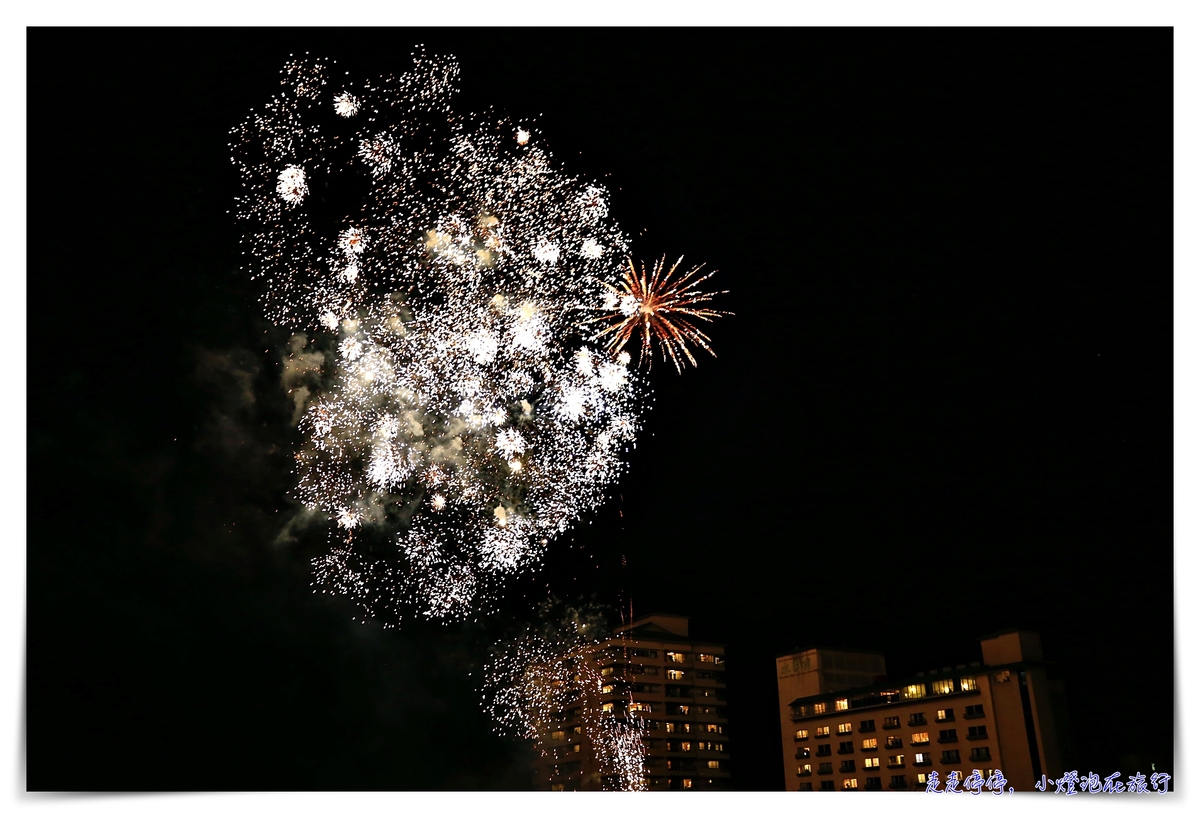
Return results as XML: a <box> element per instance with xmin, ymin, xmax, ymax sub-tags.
<box><xmin>231</xmin><ymin>49</ymin><xmax>725</xmax><ymax>625</ymax></box>
<box><xmin>482</xmin><ymin>601</ymin><xmax>647</xmax><ymax>791</ymax></box>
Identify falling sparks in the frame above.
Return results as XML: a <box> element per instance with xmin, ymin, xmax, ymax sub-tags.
<box><xmin>482</xmin><ymin>601</ymin><xmax>648</xmax><ymax>791</ymax></box>
<box><xmin>591</xmin><ymin>256</ymin><xmax>730</xmax><ymax>373</ymax></box>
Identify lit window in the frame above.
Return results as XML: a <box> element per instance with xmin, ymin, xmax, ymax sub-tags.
<box><xmin>835</xmin><ymin>698</ymin><xmax>849</xmax><ymax>711</ymax></box>
<box><xmin>602</xmin><ymin>703</ymin><xmax>614</xmax><ymax>713</ymax></box>
<box><xmin>838</xmin><ymin>723</ymin><xmax>852</xmax><ymax>735</ymax></box>
<box><xmin>707</xmin><ymin>760</ymin><xmax>720</xmax><ymax>769</ymax></box>
<box><xmin>667</xmin><ymin>652</ymin><xmax>685</xmax><ymax>663</ymax></box>
<box><xmin>551</xmin><ymin>730</ymin><xmax>565</xmax><ymax>741</ymax></box>
<box><xmin>551</xmin><ymin>784</ymin><xmax>564</xmax><ymax>792</ymax></box>
<box><xmin>798</xmin><ymin>764</ymin><xmax>811</xmax><ymax>775</ymax></box>
<box><xmin>914</xmin><ymin>753</ymin><xmax>929</xmax><ymax>764</ymax></box>
<box><xmin>705</xmin><ymin>724</ymin><xmax>721</xmax><ymax>733</ymax></box>
<box><xmin>904</xmin><ymin>684</ymin><xmax>927</xmax><ymax>699</ymax></box>
<box><xmin>936</xmin><ymin>708</ymin><xmax>954</xmax><ymax>721</ymax></box>
<box><xmin>573</xmin><ymin>744</ymin><xmax>581</xmax><ymax>753</ymax></box>
<box><xmin>600</xmin><ymin>666</ymin><xmax>614</xmax><ymax>676</ymax></box>
<box><xmin>932</xmin><ymin>679</ymin><xmax>954</xmax><ymax>695</ymax></box>
<box><xmin>629</xmin><ymin>702</ymin><xmax>650</xmax><ymax>713</ymax></box>
<box><xmin>862</xmin><ymin>738</ymin><xmax>877</xmax><ymax>750</ymax></box>
<box><xmin>812</xmin><ymin>702</ymin><xmax>827</xmax><ymax>715</ymax></box>
<box><xmin>864</xmin><ymin>758</ymin><xmax>880</xmax><ymax>769</ymax></box>
<box><xmin>911</xmin><ymin>732</ymin><xmax>929</xmax><ymax>744</ymax></box>
<box><xmin>960</xmin><ymin>676</ymin><xmax>977</xmax><ymax>691</ymax></box>
<box><xmin>601</xmin><ymin>684</ymin><xmax>614</xmax><ymax>694</ymax></box>
<box><xmin>843</xmin><ymin>778</ymin><xmax>859</xmax><ymax>789</ymax></box>
<box><xmin>676</xmin><ymin>705</ymin><xmax>690</xmax><ymax>716</ymax></box>
<box><xmin>699</xmin><ymin>653</ymin><xmax>715</xmax><ymax>663</ymax></box>
<box><xmin>888</xmin><ymin>755</ymin><xmax>904</xmax><ymax>766</ymax></box>
<box><xmin>682</xmin><ymin>779</ymin><xmax>693</xmax><ymax>789</ymax></box>
<box><xmin>667</xmin><ymin>669</ymin><xmax>685</xmax><ymax>680</ymax></box>
<box><xmin>795</xmin><ymin>729</ymin><xmax>808</xmax><ymax>740</ymax></box>
<box><xmin>816</xmin><ymin>726</ymin><xmax>830</xmax><ymax>737</ymax></box>
<box><xmin>916</xmin><ymin>773</ymin><xmax>928</xmax><ymax>785</ymax></box>
<box><xmin>573</xmin><ymin>726</ymin><xmax>582</xmax><ymax>735</ymax></box>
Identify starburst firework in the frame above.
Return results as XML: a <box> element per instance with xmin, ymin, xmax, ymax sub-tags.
<box><xmin>592</xmin><ymin>256</ymin><xmax>730</xmax><ymax>373</ymax></box>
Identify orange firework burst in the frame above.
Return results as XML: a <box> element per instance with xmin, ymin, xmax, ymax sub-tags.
<box><xmin>591</xmin><ymin>256</ymin><xmax>730</xmax><ymax>373</ymax></box>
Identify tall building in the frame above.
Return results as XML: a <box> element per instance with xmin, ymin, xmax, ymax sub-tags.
<box><xmin>535</xmin><ymin>613</ymin><xmax>731</xmax><ymax>791</ymax></box>
<box><xmin>776</xmin><ymin>630</ymin><xmax>1066</xmax><ymax>792</ymax></box>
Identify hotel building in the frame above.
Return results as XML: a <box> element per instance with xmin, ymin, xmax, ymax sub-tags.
<box><xmin>536</xmin><ymin>613</ymin><xmax>731</xmax><ymax>791</ymax></box>
<box><xmin>777</xmin><ymin>630</ymin><xmax>1066</xmax><ymax>792</ymax></box>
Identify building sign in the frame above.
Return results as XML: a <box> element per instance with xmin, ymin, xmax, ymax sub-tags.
<box><xmin>778</xmin><ymin>653</ymin><xmax>813</xmax><ymax>678</ymax></box>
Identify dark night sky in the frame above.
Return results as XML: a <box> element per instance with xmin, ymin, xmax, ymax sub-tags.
<box><xmin>26</xmin><ymin>27</ymin><xmax>1172</xmax><ymax>791</ymax></box>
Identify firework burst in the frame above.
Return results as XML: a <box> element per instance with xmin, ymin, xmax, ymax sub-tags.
<box><xmin>592</xmin><ymin>256</ymin><xmax>730</xmax><ymax>373</ymax></box>
<box><xmin>231</xmin><ymin>50</ymin><xmax>727</xmax><ymax>625</ymax></box>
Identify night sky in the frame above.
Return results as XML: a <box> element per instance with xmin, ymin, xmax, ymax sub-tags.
<box><xmin>27</xmin><ymin>28</ymin><xmax>1172</xmax><ymax>791</ymax></box>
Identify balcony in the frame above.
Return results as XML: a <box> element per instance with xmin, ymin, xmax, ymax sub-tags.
<box><xmin>935</xmin><ymin>716</ymin><xmax>955</xmax><ymax>723</ymax></box>
<box><xmin>912</xmin><ymin>759</ymin><xmax>932</xmax><ymax>767</ymax></box>
<box><xmin>887</xmin><ymin>762</ymin><xmax>905</xmax><ymax>769</ymax></box>
<box><xmin>858</xmin><ymin>724</ymin><xmax>876</xmax><ymax>733</ymax></box>
<box><xmin>860</xmin><ymin>746</ymin><xmax>878</xmax><ymax>753</ymax></box>
<box><xmin>885</xmin><ymin>741</ymin><xmax>903</xmax><ymax>750</ymax></box>
<box><xmin>865</xmin><ymin>781</ymin><xmax>882</xmax><ymax>791</ymax></box>
<box><xmin>796</xmin><ymin>770</ymin><xmax>812</xmax><ymax>777</ymax></box>
<box><xmin>837</xmin><ymin>748</ymin><xmax>855</xmax><ymax>755</ymax></box>
<box><xmin>970</xmin><ymin>753</ymin><xmax>992</xmax><ymax>763</ymax></box>
<box><xmin>910</xmin><ymin>740</ymin><xmax>930</xmax><ymax>747</ymax></box>
<box><xmin>888</xmin><ymin>782</ymin><xmax>909</xmax><ymax>790</ymax></box>
<box><xmin>908</xmin><ymin>717</ymin><xmax>927</xmax><ymax>727</ymax></box>
<box><xmin>795</xmin><ymin>750</ymin><xmax>810</xmax><ymax>760</ymax></box>
<box><xmin>817</xmin><ymin>767</ymin><xmax>833</xmax><ymax>776</ymax></box>
<box><xmin>964</xmin><ymin>710</ymin><xmax>985</xmax><ymax>720</ymax></box>
<box><xmin>937</xmin><ymin>736</ymin><xmax>958</xmax><ymax>744</ymax></box>
<box><xmin>816</xmin><ymin>749</ymin><xmax>831</xmax><ymax>757</ymax></box>
<box><xmin>793</xmin><ymin>735</ymin><xmax>808</xmax><ymax>742</ymax></box>
<box><xmin>967</xmin><ymin>732</ymin><xmax>988</xmax><ymax>741</ymax></box>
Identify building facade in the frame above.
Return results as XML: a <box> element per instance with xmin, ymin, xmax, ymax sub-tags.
<box><xmin>777</xmin><ymin>630</ymin><xmax>1066</xmax><ymax>792</ymax></box>
<box><xmin>536</xmin><ymin>613</ymin><xmax>731</xmax><ymax>791</ymax></box>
